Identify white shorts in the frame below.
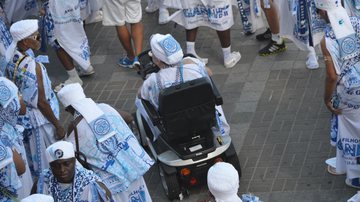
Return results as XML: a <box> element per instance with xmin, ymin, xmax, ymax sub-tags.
<box><xmin>102</xmin><ymin>0</ymin><xmax>142</xmax><ymax>26</ymax></box>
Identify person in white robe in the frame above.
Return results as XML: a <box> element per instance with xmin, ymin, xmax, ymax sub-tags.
<box><xmin>0</xmin><ymin>77</ymin><xmax>33</xmax><ymax>200</ymax></box>
<box><xmin>137</xmin><ymin>33</ymin><xmax>230</xmax><ymax>141</ymax></box>
<box><xmin>6</xmin><ymin>19</ymin><xmax>64</xmax><ymax>178</ymax></box>
<box><xmin>165</xmin><ymin>0</ymin><xmax>241</xmax><ymax>68</ymax></box>
<box><xmin>317</xmin><ymin>0</ymin><xmax>360</xmax><ymax>189</ymax></box>
<box><xmin>57</xmin><ymin>84</ymin><xmax>154</xmax><ymax>202</ymax></box>
<box><xmin>278</xmin><ymin>0</ymin><xmax>327</xmax><ymax>69</ymax></box>
<box><xmin>42</xmin><ymin>0</ymin><xmax>95</xmax><ymax>92</ymax></box>
<box><xmin>32</xmin><ymin>141</ymin><xmax>113</xmax><ymax>202</ymax></box>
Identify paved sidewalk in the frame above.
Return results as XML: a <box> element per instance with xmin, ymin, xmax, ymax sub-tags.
<box><xmin>47</xmin><ymin>3</ymin><xmax>357</xmax><ymax>202</ymax></box>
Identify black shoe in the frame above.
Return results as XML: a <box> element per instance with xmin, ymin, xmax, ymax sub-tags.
<box><xmin>258</xmin><ymin>40</ymin><xmax>287</xmax><ymax>56</ymax></box>
<box><xmin>256</xmin><ymin>28</ymin><xmax>271</xmax><ymax>41</ymax></box>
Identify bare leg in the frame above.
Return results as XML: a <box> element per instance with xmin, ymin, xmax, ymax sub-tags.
<box><xmin>186</xmin><ymin>28</ymin><xmax>198</xmax><ymax>42</ymax></box>
<box><xmin>130</xmin><ymin>22</ymin><xmax>144</xmax><ymax>56</ymax></box>
<box><xmin>260</xmin><ymin>0</ymin><xmax>279</xmax><ymax>34</ymax></box>
<box><xmin>116</xmin><ymin>25</ymin><xmax>135</xmax><ymax>60</ymax></box>
<box><xmin>56</xmin><ymin>48</ymin><xmax>75</xmax><ymax>71</ymax></box>
<box><xmin>216</xmin><ymin>29</ymin><xmax>231</xmax><ymax>48</ymax></box>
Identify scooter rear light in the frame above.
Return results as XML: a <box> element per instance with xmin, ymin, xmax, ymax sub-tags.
<box><xmin>181</xmin><ymin>168</ymin><xmax>191</xmax><ymax>177</ymax></box>
<box><xmin>189</xmin><ymin>177</ymin><xmax>197</xmax><ymax>186</ymax></box>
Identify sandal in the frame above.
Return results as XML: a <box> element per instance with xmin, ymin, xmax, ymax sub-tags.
<box><xmin>325</xmin><ymin>157</ymin><xmax>345</xmax><ymax>175</ymax></box>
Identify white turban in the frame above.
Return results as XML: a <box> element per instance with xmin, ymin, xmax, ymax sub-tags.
<box><xmin>207</xmin><ymin>162</ymin><xmax>242</xmax><ymax>202</ymax></box>
<box><xmin>0</xmin><ymin>77</ymin><xmax>18</xmax><ymax>108</ymax></box>
<box><xmin>10</xmin><ymin>19</ymin><xmax>38</xmax><ymax>43</ymax></box>
<box><xmin>150</xmin><ymin>33</ymin><xmax>183</xmax><ymax>65</ymax></box>
<box><xmin>21</xmin><ymin>194</ymin><xmax>54</xmax><ymax>202</ymax></box>
<box><xmin>57</xmin><ymin>83</ymin><xmax>86</xmax><ymax>108</ymax></box>
<box><xmin>315</xmin><ymin>0</ymin><xmax>358</xmax><ymax>59</ymax></box>
<box><xmin>46</xmin><ymin>141</ymin><xmax>75</xmax><ymax>163</ymax></box>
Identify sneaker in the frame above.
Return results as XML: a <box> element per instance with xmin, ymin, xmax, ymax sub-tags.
<box><xmin>186</xmin><ymin>52</ymin><xmax>209</xmax><ymax>64</ymax></box>
<box><xmin>133</xmin><ymin>56</ymin><xmax>141</xmax><ymax>72</ymax></box>
<box><xmin>77</xmin><ymin>65</ymin><xmax>95</xmax><ymax>77</ymax></box>
<box><xmin>145</xmin><ymin>4</ymin><xmax>159</xmax><ymax>13</ymax></box>
<box><xmin>159</xmin><ymin>8</ymin><xmax>170</xmax><ymax>24</ymax></box>
<box><xmin>258</xmin><ymin>40</ymin><xmax>287</xmax><ymax>56</ymax></box>
<box><xmin>345</xmin><ymin>178</ymin><xmax>360</xmax><ymax>189</ymax></box>
<box><xmin>54</xmin><ymin>77</ymin><xmax>83</xmax><ymax>93</ymax></box>
<box><xmin>306</xmin><ymin>53</ymin><xmax>319</xmax><ymax>70</ymax></box>
<box><xmin>118</xmin><ymin>56</ymin><xmax>134</xmax><ymax>68</ymax></box>
<box><xmin>256</xmin><ymin>28</ymin><xmax>271</xmax><ymax>41</ymax></box>
<box><xmin>224</xmin><ymin>51</ymin><xmax>241</xmax><ymax>69</ymax></box>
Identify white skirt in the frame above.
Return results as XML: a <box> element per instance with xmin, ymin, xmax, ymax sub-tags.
<box><xmin>167</xmin><ymin>0</ymin><xmax>234</xmax><ymax>31</ymax></box>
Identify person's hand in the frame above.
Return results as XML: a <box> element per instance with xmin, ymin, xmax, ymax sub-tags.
<box><xmin>39</xmin><ymin>9</ymin><xmax>45</xmax><ymax>16</ymax></box>
<box><xmin>325</xmin><ymin>100</ymin><xmax>342</xmax><ymax>115</ymax></box>
<box><xmin>55</xmin><ymin>125</ymin><xmax>66</xmax><ymax>140</ymax></box>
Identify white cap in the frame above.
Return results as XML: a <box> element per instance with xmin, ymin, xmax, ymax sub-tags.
<box><xmin>207</xmin><ymin>162</ymin><xmax>242</xmax><ymax>202</ymax></box>
<box><xmin>21</xmin><ymin>194</ymin><xmax>54</xmax><ymax>202</ymax></box>
<box><xmin>57</xmin><ymin>83</ymin><xmax>86</xmax><ymax>108</ymax></box>
<box><xmin>46</xmin><ymin>141</ymin><xmax>75</xmax><ymax>163</ymax></box>
<box><xmin>10</xmin><ymin>19</ymin><xmax>38</xmax><ymax>42</ymax></box>
<box><xmin>150</xmin><ymin>33</ymin><xmax>183</xmax><ymax>65</ymax></box>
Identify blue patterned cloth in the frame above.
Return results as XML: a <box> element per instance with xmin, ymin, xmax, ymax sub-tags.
<box><xmin>37</xmin><ymin>166</ymin><xmax>112</xmax><ymax>202</ymax></box>
<box><xmin>0</xmin><ymin>150</ymin><xmax>20</xmax><ymax>202</ymax></box>
<box><xmin>67</xmin><ymin>104</ymin><xmax>154</xmax><ymax>194</ymax></box>
<box><xmin>292</xmin><ymin>0</ymin><xmax>327</xmax><ymax>45</ymax></box>
<box><xmin>345</xmin><ymin>0</ymin><xmax>360</xmax><ymax>17</ymax></box>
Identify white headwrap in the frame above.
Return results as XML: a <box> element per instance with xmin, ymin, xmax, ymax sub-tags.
<box><xmin>150</xmin><ymin>33</ymin><xmax>183</xmax><ymax>65</ymax></box>
<box><xmin>46</xmin><ymin>141</ymin><xmax>75</xmax><ymax>163</ymax></box>
<box><xmin>207</xmin><ymin>162</ymin><xmax>242</xmax><ymax>202</ymax></box>
<box><xmin>57</xmin><ymin>83</ymin><xmax>86</xmax><ymax>108</ymax></box>
<box><xmin>0</xmin><ymin>77</ymin><xmax>18</xmax><ymax>108</ymax></box>
<box><xmin>21</xmin><ymin>194</ymin><xmax>54</xmax><ymax>202</ymax></box>
<box><xmin>10</xmin><ymin>19</ymin><xmax>38</xmax><ymax>42</ymax></box>
<box><xmin>6</xmin><ymin>19</ymin><xmax>38</xmax><ymax>62</ymax></box>
<box><xmin>58</xmin><ymin>83</ymin><xmax>116</xmax><ymax>142</ymax></box>
<box><xmin>315</xmin><ymin>0</ymin><xmax>359</xmax><ymax>59</ymax></box>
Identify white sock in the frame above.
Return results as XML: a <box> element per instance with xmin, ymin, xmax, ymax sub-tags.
<box><xmin>307</xmin><ymin>46</ymin><xmax>316</xmax><ymax>55</ymax></box>
<box><xmin>186</xmin><ymin>41</ymin><xmax>196</xmax><ymax>55</ymax></box>
<box><xmin>271</xmin><ymin>33</ymin><xmax>283</xmax><ymax>44</ymax></box>
<box><xmin>67</xmin><ymin>68</ymin><xmax>80</xmax><ymax>80</ymax></box>
<box><xmin>222</xmin><ymin>46</ymin><xmax>231</xmax><ymax>61</ymax></box>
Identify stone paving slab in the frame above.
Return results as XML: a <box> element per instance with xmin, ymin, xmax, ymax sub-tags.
<box><xmin>44</xmin><ymin>2</ymin><xmax>358</xmax><ymax>202</ymax></box>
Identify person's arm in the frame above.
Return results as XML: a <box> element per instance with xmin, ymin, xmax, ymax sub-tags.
<box><xmin>320</xmin><ymin>38</ymin><xmax>341</xmax><ymax>115</ymax></box>
<box><xmin>18</xmin><ymin>94</ymin><xmax>26</xmax><ymax>115</ymax></box>
<box><xmin>35</xmin><ymin>63</ymin><xmax>65</xmax><ymax>139</ymax></box>
<box><xmin>12</xmin><ymin>149</ymin><xmax>25</xmax><ymax>175</ymax></box>
<box><xmin>30</xmin><ymin>178</ymin><xmax>38</xmax><ymax>194</ymax></box>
